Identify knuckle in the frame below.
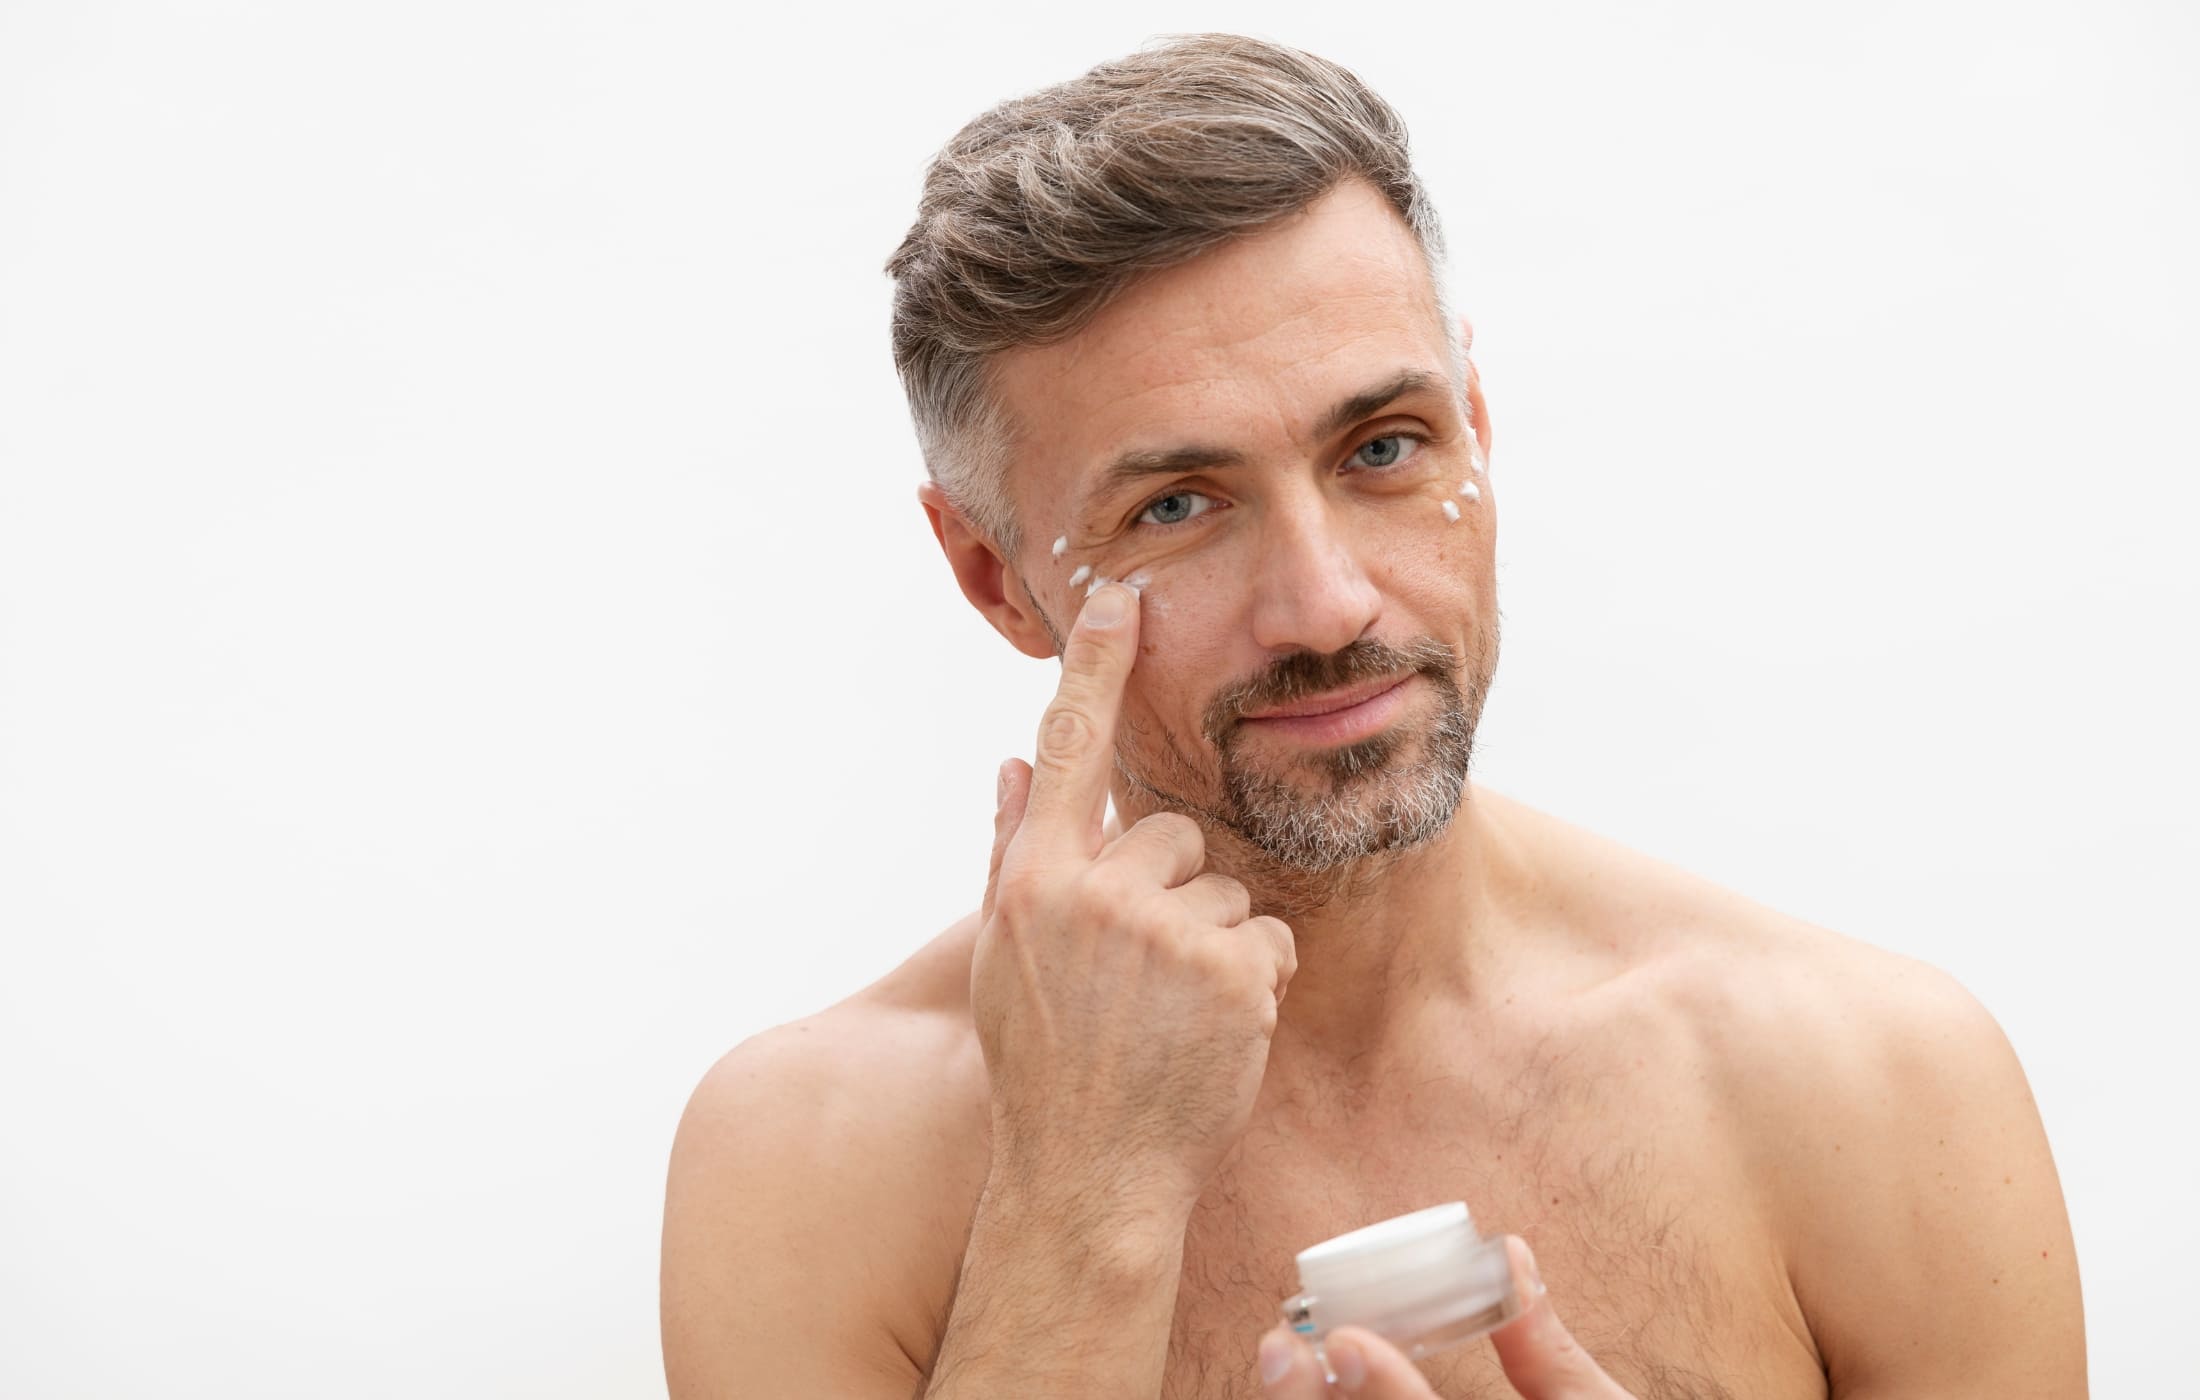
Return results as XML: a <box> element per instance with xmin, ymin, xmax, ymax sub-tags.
<box><xmin>1188</xmin><ymin>937</ymin><xmax>1239</xmax><ymax>982</ymax></box>
<box><xmin>1076</xmin><ymin>867</ymin><xmax>1145</xmax><ymax>928</ymax></box>
<box><xmin>991</xmin><ymin>873</ymin><xmax>1040</xmax><ymax>926</ymax></box>
<box><xmin>1140</xmin><ymin>811</ymin><xmax>1204</xmax><ymax>851</ymax></box>
<box><xmin>1035</xmin><ymin>705</ymin><xmax>1099</xmax><ymax>770</ymax></box>
<box><xmin>1214</xmin><ymin>875</ymin><xmax>1251</xmax><ymax>914</ymax></box>
<box><xmin>1190</xmin><ymin>878</ymin><xmax>1246</xmax><ymax>926</ymax></box>
<box><xmin>1060</xmin><ymin>626</ymin><xmax>1118</xmax><ymax>676</ymax></box>
<box><xmin>1075</xmin><ymin>860</ymin><xmax>1123</xmax><ymax>900</ymax></box>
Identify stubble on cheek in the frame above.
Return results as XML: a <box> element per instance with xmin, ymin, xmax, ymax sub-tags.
<box><xmin>1117</xmin><ymin>636</ymin><xmax>1468</xmax><ymax>836</ymax></box>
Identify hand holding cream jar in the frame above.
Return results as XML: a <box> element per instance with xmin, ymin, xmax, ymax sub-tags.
<box><xmin>1278</xmin><ymin>1202</ymin><xmax>1522</xmax><ymax>1375</ymax></box>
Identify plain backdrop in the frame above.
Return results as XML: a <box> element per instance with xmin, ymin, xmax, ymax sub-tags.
<box><xmin>2</xmin><ymin>1</ymin><xmax>2193</xmax><ymax>1395</ymax></box>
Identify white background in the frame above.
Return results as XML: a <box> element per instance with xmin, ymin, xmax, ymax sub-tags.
<box><xmin>2</xmin><ymin>1</ymin><xmax>2193</xmax><ymax>1395</ymax></box>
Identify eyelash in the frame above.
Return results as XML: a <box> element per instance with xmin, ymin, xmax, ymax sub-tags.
<box><xmin>1130</xmin><ymin>430</ymin><xmax>1432</xmax><ymax>531</ymax></box>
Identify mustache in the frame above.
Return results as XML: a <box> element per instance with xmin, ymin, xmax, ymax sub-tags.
<box><xmin>1201</xmin><ymin>635</ymin><xmax>1461</xmax><ymax>747</ymax></box>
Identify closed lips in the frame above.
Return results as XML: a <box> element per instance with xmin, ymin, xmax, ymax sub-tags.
<box><xmin>1243</xmin><ymin>677</ymin><xmax>1408</xmax><ymax>720</ymax></box>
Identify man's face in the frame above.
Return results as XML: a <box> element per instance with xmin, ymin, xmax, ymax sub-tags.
<box><xmin>989</xmin><ymin>178</ymin><xmax>1499</xmax><ymax>872</ymax></box>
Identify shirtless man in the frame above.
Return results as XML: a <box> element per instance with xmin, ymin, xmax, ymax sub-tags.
<box><xmin>660</xmin><ymin>34</ymin><xmax>2085</xmax><ymax>1399</ymax></box>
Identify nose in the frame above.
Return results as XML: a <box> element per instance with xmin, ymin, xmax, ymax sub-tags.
<box><xmin>1246</xmin><ymin>486</ymin><xmax>1384</xmax><ymax>656</ymax></box>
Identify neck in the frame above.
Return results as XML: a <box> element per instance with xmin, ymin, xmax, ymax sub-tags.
<box><xmin>1114</xmin><ymin>778</ymin><xmax>1525</xmax><ymax>1072</ymax></box>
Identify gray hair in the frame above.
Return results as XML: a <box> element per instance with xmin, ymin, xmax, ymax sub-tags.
<box><xmin>884</xmin><ymin>32</ymin><xmax>1461</xmax><ymax>559</ymax></box>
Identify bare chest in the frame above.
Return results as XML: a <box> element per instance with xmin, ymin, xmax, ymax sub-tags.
<box><xmin>900</xmin><ymin>990</ymin><xmax>1830</xmax><ymax>1398</ymax></box>
<box><xmin>1150</xmin><ymin>1070</ymin><xmax>1827</xmax><ymax>1400</ymax></box>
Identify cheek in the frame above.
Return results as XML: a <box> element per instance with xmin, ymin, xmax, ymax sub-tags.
<box><xmin>1428</xmin><ymin>472</ymin><xmax>1485</xmax><ymax>528</ymax></box>
<box><xmin>1119</xmin><ymin>642</ymin><xmax>1217</xmax><ymax>776</ymax></box>
<box><xmin>1377</xmin><ymin>481</ymin><xmax>1494</xmax><ymax>611</ymax></box>
<box><xmin>1125</xmin><ymin>555</ymin><xmax>1237</xmax><ymax>657</ymax></box>
<box><xmin>1125</xmin><ymin>571</ymin><xmax>1241</xmax><ymax>723</ymax></box>
<box><xmin>1131</xmin><ymin>577</ymin><xmax>1185</xmax><ymax>664</ymax></box>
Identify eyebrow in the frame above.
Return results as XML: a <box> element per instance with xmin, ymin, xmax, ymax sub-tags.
<box><xmin>1081</xmin><ymin>367</ymin><xmax>1450</xmax><ymax>517</ymax></box>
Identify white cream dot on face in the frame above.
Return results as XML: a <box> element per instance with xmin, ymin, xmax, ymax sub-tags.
<box><xmin>1085</xmin><ymin>573</ymin><xmax>1114</xmax><ymax>598</ymax></box>
<box><xmin>1117</xmin><ymin>570</ymin><xmax>1164</xmax><ymax>617</ymax></box>
<box><xmin>1441</xmin><ymin>498</ymin><xmax>1461</xmax><ymax>523</ymax></box>
<box><xmin>1051</xmin><ymin>535</ymin><xmax>1068</xmax><ymax>558</ymax></box>
<box><xmin>1457</xmin><ymin>480</ymin><xmax>1481</xmax><ymax>502</ymax></box>
<box><xmin>1067</xmin><ymin>564</ymin><xmax>1092</xmax><ymax>587</ymax></box>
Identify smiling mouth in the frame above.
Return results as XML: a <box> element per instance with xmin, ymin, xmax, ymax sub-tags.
<box><xmin>1241</xmin><ymin>675</ymin><xmax>1412</xmax><ymax>722</ymax></box>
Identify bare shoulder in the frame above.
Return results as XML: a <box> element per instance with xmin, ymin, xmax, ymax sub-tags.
<box><xmin>661</xmin><ymin>913</ymin><xmax>989</xmax><ymax>1399</ymax></box>
<box><xmin>1690</xmin><ymin>923</ymin><xmax>2086</xmax><ymax>1398</ymax></box>
<box><xmin>1482</xmin><ymin>792</ymin><xmax>2045</xmax><ymax>1110</ymax></box>
<box><xmin>1498</xmin><ymin>794</ymin><xmax>2085</xmax><ymax>1397</ymax></box>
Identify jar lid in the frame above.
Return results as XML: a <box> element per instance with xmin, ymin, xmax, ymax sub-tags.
<box><xmin>1296</xmin><ymin>1202</ymin><xmax>1479</xmax><ymax>1299</ymax></box>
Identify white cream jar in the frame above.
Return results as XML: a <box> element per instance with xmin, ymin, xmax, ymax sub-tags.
<box><xmin>1278</xmin><ymin>1202</ymin><xmax>1522</xmax><ymax>1375</ymax></box>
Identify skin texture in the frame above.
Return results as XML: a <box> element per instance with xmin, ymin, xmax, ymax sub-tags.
<box><xmin>660</xmin><ymin>179</ymin><xmax>2087</xmax><ymax>1398</ymax></box>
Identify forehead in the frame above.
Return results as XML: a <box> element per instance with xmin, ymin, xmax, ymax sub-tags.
<box><xmin>989</xmin><ymin>179</ymin><xmax>1450</xmax><ymax>509</ymax></box>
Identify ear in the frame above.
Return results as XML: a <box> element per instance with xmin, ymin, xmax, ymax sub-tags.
<box><xmin>916</xmin><ymin>482</ymin><xmax>1057</xmax><ymax>660</ymax></box>
<box><xmin>1458</xmin><ymin>312</ymin><xmax>1492</xmax><ymax>467</ymax></box>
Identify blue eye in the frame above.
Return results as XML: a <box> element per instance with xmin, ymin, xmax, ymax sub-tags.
<box><xmin>1353</xmin><ymin>434</ymin><xmax>1423</xmax><ymax>470</ymax></box>
<box><xmin>1137</xmin><ymin>490</ymin><xmax>1214</xmax><ymax>528</ymax></box>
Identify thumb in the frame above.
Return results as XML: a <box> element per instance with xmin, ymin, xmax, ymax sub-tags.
<box><xmin>1489</xmin><ymin>1236</ymin><xmax>1630</xmax><ymax>1398</ymax></box>
<box><xmin>980</xmin><ymin>758</ymin><xmax>1032</xmax><ymax>925</ymax></box>
<box><xmin>1254</xmin><ymin>1326</ymin><xmax>1329</xmax><ymax>1400</ymax></box>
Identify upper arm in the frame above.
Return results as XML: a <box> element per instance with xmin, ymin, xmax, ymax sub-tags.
<box><xmin>660</xmin><ymin>1023</ymin><xmax>925</xmax><ymax>1400</ymax></box>
<box><xmin>1779</xmin><ymin>956</ymin><xmax>2086</xmax><ymax>1398</ymax></box>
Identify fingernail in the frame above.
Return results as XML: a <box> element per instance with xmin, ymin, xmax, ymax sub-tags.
<box><xmin>1257</xmin><ymin>1331</ymin><xmax>1294</xmax><ymax>1386</ymax></box>
<box><xmin>1328</xmin><ymin>1335</ymin><xmax>1367</xmax><ymax>1390</ymax></box>
<box><xmin>1083</xmin><ymin>583</ymin><xmax>1128</xmax><ymax>627</ymax></box>
<box><xmin>1519</xmin><ymin>1235</ymin><xmax>1546</xmax><ymax>1298</ymax></box>
<box><xmin>996</xmin><ymin>760</ymin><xmax>1011</xmax><ymax>809</ymax></box>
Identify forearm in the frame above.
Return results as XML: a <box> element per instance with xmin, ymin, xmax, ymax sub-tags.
<box><xmin>923</xmin><ymin>1173</ymin><xmax>1189</xmax><ymax>1398</ymax></box>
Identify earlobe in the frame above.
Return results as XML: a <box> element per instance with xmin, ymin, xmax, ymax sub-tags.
<box><xmin>915</xmin><ymin>483</ymin><xmax>1058</xmax><ymax>661</ymax></box>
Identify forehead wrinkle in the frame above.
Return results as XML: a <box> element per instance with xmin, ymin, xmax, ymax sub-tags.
<box><xmin>1023</xmin><ymin>259</ymin><xmax>1427</xmax><ymax>426</ymax></box>
<box><xmin>1101</xmin><ymin>303</ymin><xmax>1437</xmax><ymax>442</ymax></box>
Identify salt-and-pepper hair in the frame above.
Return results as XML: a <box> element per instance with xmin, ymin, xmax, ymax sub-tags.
<box><xmin>884</xmin><ymin>33</ymin><xmax>1462</xmax><ymax>559</ymax></box>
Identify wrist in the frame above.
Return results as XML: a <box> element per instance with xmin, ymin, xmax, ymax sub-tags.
<box><xmin>977</xmin><ymin>1156</ymin><xmax>1195</xmax><ymax>1286</ymax></box>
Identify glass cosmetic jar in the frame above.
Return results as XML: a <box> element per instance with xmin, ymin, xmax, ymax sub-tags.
<box><xmin>1278</xmin><ymin>1202</ymin><xmax>1522</xmax><ymax>1376</ymax></box>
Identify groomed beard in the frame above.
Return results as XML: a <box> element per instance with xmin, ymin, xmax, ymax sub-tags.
<box><xmin>1114</xmin><ymin>624</ymin><xmax>1495</xmax><ymax>897</ymax></box>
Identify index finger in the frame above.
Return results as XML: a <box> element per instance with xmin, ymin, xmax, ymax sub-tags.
<box><xmin>1019</xmin><ymin>581</ymin><xmax>1140</xmax><ymax>857</ymax></box>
